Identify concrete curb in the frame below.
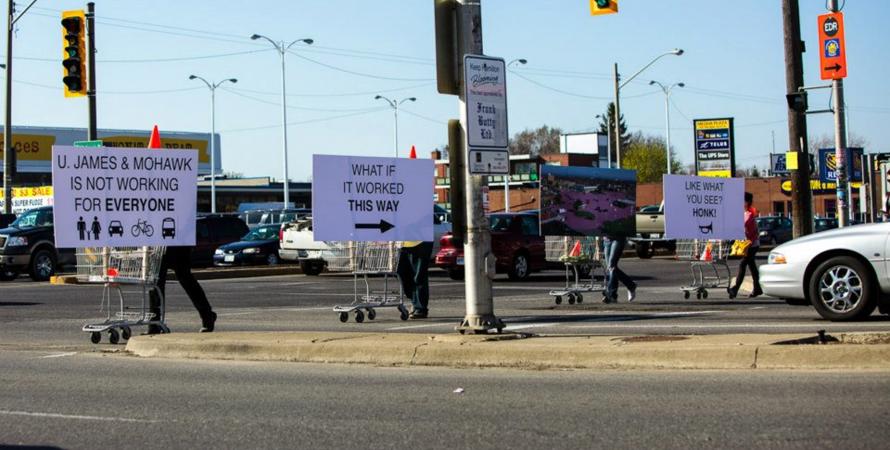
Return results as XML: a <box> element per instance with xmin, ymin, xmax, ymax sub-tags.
<box><xmin>125</xmin><ymin>331</ymin><xmax>890</xmax><ymax>371</ymax></box>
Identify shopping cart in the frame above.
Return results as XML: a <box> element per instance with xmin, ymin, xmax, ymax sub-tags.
<box><xmin>675</xmin><ymin>239</ymin><xmax>733</xmax><ymax>299</ymax></box>
<box><xmin>323</xmin><ymin>241</ymin><xmax>409</xmax><ymax>323</ymax></box>
<box><xmin>544</xmin><ymin>236</ymin><xmax>605</xmax><ymax>305</ymax></box>
<box><xmin>78</xmin><ymin>246</ymin><xmax>168</xmax><ymax>344</ymax></box>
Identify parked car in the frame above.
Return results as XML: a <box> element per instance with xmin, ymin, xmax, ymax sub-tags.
<box><xmin>814</xmin><ymin>217</ymin><xmax>839</xmax><ymax>233</ymax></box>
<box><xmin>761</xmin><ymin>222</ymin><xmax>890</xmax><ymax>321</ymax></box>
<box><xmin>193</xmin><ymin>215</ymin><xmax>250</xmax><ymax>267</ymax></box>
<box><xmin>435</xmin><ymin>211</ymin><xmax>556</xmax><ymax>281</ymax></box>
<box><xmin>756</xmin><ymin>216</ymin><xmax>793</xmax><ymax>246</ymax></box>
<box><xmin>214</xmin><ymin>224</ymin><xmax>283</xmax><ymax>266</ymax></box>
<box><xmin>0</xmin><ymin>206</ymin><xmax>75</xmax><ymax>281</ymax></box>
<box><xmin>239</xmin><ymin>208</ymin><xmax>310</xmax><ymax>230</ymax></box>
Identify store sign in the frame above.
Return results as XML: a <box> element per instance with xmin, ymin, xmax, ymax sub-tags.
<box><xmin>693</xmin><ymin>118</ymin><xmax>735</xmax><ymax>178</ymax></box>
<box><xmin>819</xmin><ymin>147</ymin><xmax>863</xmax><ymax>183</ymax></box>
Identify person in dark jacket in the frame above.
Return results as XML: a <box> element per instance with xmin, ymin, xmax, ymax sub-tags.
<box><xmin>729</xmin><ymin>192</ymin><xmax>763</xmax><ymax>298</ymax></box>
<box><xmin>147</xmin><ymin>246</ymin><xmax>216</xmax><ymax>334</ymax></box>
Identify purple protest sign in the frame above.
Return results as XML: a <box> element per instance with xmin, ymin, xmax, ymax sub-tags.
<box><xmin>664</xmin><ymin>174</ymin><xmax>745</xmax><ymax>240</ymax></box>
<box><xmin>312</xmin><ymin>154</ymin><xmax>433</xmax><ymax>242</ymax></box>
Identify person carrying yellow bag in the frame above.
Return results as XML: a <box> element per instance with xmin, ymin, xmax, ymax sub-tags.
<box><xmin>728</xmin><ymin>192</ymin><xmax>763</xmax><ymax>299</ymax></box>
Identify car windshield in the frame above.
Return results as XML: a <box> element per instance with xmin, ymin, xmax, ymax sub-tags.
<box><xmin>243</xmin><ymin>226</ymin><xmax>278</xmax><ymax>241</ymax></box>
<box><xmin>11</xmin><ymin>209</ymin><xmax>49</xmax><ymax>228</ymax></box>
<box><xmin>489</xmin><ymin>215</ymin><xmax>514</xmax><ymax>232</ymax></box>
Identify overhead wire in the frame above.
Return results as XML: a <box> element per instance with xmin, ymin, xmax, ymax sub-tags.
<box><xmin>219</xmin><ymin>86</ymin><xmax>388</xmax><ymax>113</ymax></box>
<box><xmin>219</xmin><ymin>107</ymin><xmax>390</xmax><ymax>134</ymax></box>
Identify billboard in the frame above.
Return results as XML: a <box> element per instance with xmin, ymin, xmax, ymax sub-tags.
<box><xmin>0</xmin><ymin>186</ymin><xmax>54</xmax><ymax>214</ymax></box>
<box><xmin>693</xmin><ymin>118</ymin><xmax>735</xmax><ymax>178</ymax></box>
<box><xmin>539</xmin><ymin>165</ymin><xmax>636</xmax><ymax>237</ymax></box>
<box><xmin>0</xmin><ymin>126</ymin><xmax>219</xmax><ymax>175</ymax></box>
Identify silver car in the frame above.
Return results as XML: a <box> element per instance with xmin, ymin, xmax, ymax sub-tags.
<box><xmin>761</xmin><ymin>222</ymin><xmax>890</xmax><ymax>321</ymax></box>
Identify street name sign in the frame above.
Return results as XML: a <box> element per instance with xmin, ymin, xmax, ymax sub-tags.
<box><xmin>52</xmin><ymin>145</ymin><xmax>197</xmax><ymax>248</ymax></box>
<box><xmin>312</xmin><ymin>154</ymin><xmax>433</xmax><ymax>242</ymax></box>
<box><xmin>464</xmin><ymin>54</ymin><xmax>508</xmax><ymax>175</ymax></box>
<box><xmin>663</xmin><ymin>174</ymin><xmax>744</xmax><ymax>240</ymax></box>
<box><xmin>693</xmin><ymin>118</ymin><xmax>735</xmax><ymax>178</ymax></box>
<box><xmin>818</xmin><ymin>12</ymin><xmax>847</xmax><ymax>80</ymax></box>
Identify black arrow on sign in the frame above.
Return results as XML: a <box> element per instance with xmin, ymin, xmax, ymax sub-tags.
<box><xmin>824</xmin><ymin>63</ymin><xmax>842</xmax><ymax>72</ymax></box>
<box><xmin>355</xmin><ymin>219</ymin><xmax>395</xmax><ymax>233</ymax></box>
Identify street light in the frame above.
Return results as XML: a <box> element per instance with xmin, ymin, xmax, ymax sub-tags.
<box><xmin>250</xmin><ymin>33</ymin><xmax>313</xmax><ymax>208</ymax></box>
<box><xmin>649</xmin><ymin>80</ymin><xmax>684</xmax><ymax>175</ymax></box>
<box><xmin>374</xmin><ymin>95</ymin><xmax>416</xmax><ymax>157</ymax></box>
<box><xmin>502</xmin><ymin>58</ymin><xmax>527</xmax><ymax>212</ymax></box>
<box><xmin>613</xmin><ymin>48</ymin><xmax>683</xmax><ymax>169</ymax></box>
<box><xmin>189</xmin><ymin>75</ymin><xmax>237</xmax><ymax>214</ymax></box>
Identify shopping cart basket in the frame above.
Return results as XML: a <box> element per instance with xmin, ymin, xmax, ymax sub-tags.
<box><xmin>544</xmin><ymin>236</ymin><xmax>605</xmax><ymax>305</ymax></box>
<box><xmin>78</xmin><ymin>246</ymin><xmax>167</xmax><ymax>344</ymax></box>
<box><xmin>675</xmin><ymin>239</ymin><xmax>733</xmax><ymax>299</ymax></box>
<box><xmin>323</xmin><ymin>241</ymin><xmax>409</xmax><ymax>323</ymax></box>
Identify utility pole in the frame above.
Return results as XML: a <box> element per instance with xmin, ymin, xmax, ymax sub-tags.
<box><xmin>827</xmin><ymin>0</ymin><xmax>849</xmax><ymax>226</ymax></box>
<box><xmin>86</xmin><ymin>2</ymin><xmax>97</xmax><ymax>140</ymax></box>
<box><xmin>3</xmin><ymin>0</ymin><xmax>14</xmax><ymax>214</ymax></box>
<box><xmin>612</xmin><ymin>63</ymin><xmax>621</xmax><ymax>169</ymax></box>
<box><xmin>456</xmin><ymin>0</ymin><xmax>502</xmax><ymax>334</ymax></box>
<box><xmin>782</xmin><ymin>0</ymin><xmax>813</xmax><ymax>237</ymax></box>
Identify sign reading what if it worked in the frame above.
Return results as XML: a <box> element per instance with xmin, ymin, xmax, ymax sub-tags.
<box><xmin>52</xmin><ymin>145</ymin><xmax>197</xmax><ymax>248</ymax></box>
<box><xmin>312</xmin><ymin>154</ymin><xmax>433</xmax><ymax>242</ymax></box>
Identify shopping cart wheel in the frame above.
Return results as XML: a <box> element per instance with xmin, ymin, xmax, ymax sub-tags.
<box><xmin>554</xmin><ymin>296</ymin><xmax>562</xmax><ymax>305</ymax></box>
<box><xmin>702</xmin><ymin>290</ymin><xmax>709</xmax><ymax>299</ymax></box>
<box><xmin>568</xmin><ymin>293</ymin><xmax>576</xmax><ymax>305</ymax></box>
<box><xmin>90</xmin><ymin>331</ymin><xmax>101</xmax><ymax>344</ymax></box>
<box><xmin>108</xmin><ymin>328</ymin><xmax>120</xmax><ymax>345</ymax></box>
<box><xmin>355</xmin><ymin>310</ymin><xmax>365</xmax><ymax>323</ymax></box>
<box><xmin>576</xmin><ymin>293</ymin><xmax>584</xmax><ymax>304</ymax></box>
<box><xmin>684</xmin><ymin>291</ymin><xmax>690</xmax><ymax>299</ymax></box>
<box><xmin>339</xmin><ymin>312</ymin><xmax>349</xmax><ymax>323</ymax></box>
<box><xmin>121</xmin><ymin>326</ymin><xmax>131</xmax><ymax>341</ymax></box>
<box><xmin>696</xmin><ymin>291</ymin><xmax>702</xmax><ymax>300</ymax></box>
<box><xmin>398</xmin><ymin>305</ymin><xmax>409</xmax><ymax>321</ymax></box>
<box><xmin>367</xmin><ymin>308</ymin><xmax>376</xmax><ymax>321</ymax></box>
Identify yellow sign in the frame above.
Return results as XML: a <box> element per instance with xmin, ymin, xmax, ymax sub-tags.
<box><xmin>785</xmin><ymin>151</ymin><xmax>799</xmax><ymax>170</ymax></box>
<box><xmin>590</xmin><ymin>0</ymin><xmax>618</xmax><ymax>16</ymax></box>
<box><xmin>13</xmin><ymin>186</ymin><xmax>53</xmax><ymax>197</ymax></box>
<box><xmin>101</xmin><ymin>135</ymin><xmax>209</xmax><ymax>164</ymax></box>
<box><xmin>780</xmin><ymin>179</ymin><xmax>861</xmax><ymax>193</ymax></box>
<box><xmin>694</xmin><ymin>119</ymin><xmax>731</xmax><ymax>131</ymax></box>
<box><xmin>0</xmin><ymin>134</ymin><xmax>58</xmax><ymax>161</ymax></box>
<box><xmin>699</xmin><ymin>170</ymin><xmax>732</xmax><ymax>178</ymax></box>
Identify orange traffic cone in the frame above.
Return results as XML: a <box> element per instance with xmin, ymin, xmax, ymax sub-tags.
<box><xmin>700</xmin><ymin>242</ymin><xmax>713</xmax><ymax>261</ymax></box>
<box><xmin>147</xmin><ymin>125</ymin><xmax>162</xmax><ymax>149</ymax></box>
<box><xmin>409</xmin><ymin>145</ymin><xmax>417</xmax><ymax>159</ymax></box>
<box><xmin>569</xmin><ymin>240</ymin><xmax>582</xmax><ymax>257</ymax></box>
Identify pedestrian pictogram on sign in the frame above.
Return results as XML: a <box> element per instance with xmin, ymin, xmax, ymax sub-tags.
<box><xmin>818</xmin><ymin>12</ymin><xmax>847</xmax><ymax>80</ymax></box>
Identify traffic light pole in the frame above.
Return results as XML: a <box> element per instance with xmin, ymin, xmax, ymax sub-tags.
<box><xmin>828</xmin><ymin>0</ymin><xmax>849</xmax><ymax>227</ymax></box>
<box><xmin>455</xmin><ymin>0</ymin><xmax>502</xmax><ymax>334</ymax></box>
<box><xmin>782</xmin><ymin>0</ymin><xmax>814</xmax><ymax>238</ymax></box>
<box><xmin>3</xmin><ymin>0</ymin><xmax>13</xmax><ymax>214</ymax></box>
<box><xmin>86</xmin><ymin>2</ymin><xmax>97</xmax><ymax>141</ymax></box>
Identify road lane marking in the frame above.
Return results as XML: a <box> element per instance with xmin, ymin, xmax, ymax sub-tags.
<box><xmin>0</xmin><ymin>410</ymin><xmax>159</xmax><ymax>423</ymax></box>
<box><xmin>39</xmin><ymin>352</ymin><xmax>77</xmax><ymax>359</ymax></box>
<box><xmin>563</xmin><ymin>323</ymin><xmax>890</xmax><ymax>329</ymax></box>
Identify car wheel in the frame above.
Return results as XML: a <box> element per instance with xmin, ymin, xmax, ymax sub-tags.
<box><xmin>448</xmin><ymin>268</ymin><xmax>464</xmax><ymax>281</ymax></box>
<box><xmin>300</xmin><ymin>261</ymin><xmax>323</xmax><ymax>276</ymax></box>
<box><xmin>266</xmin><ymin>253</ymin><xmax>280</xmax><ymax>266</ymax></box>
<box><xmin>808</xmin><ymin>256</ymin><xmax>877</xmax><ymax>321</ymax></box>
<box><xmin>0</xmin><ymin>267</ymin><xmax>18</xmax><ymax>281</ymax></box>
<box><xmin>29</xmin><ymin>249</ymin><xmax>56</xmax><ymax>282</ymax></box>
<box><xmin>508</xmin><ymin>253</ymin><xmax>530</xmax><ymax>281</ymax></box>
<box><xmin>636</xmin><ymin>242</ymin><xmax>654</xmax><ymax>259</ymax></box>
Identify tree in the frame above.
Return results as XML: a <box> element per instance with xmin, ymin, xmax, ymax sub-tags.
<box><xmin>508</xmin><ymin>125</ymin><xmax>562</xmax><ymax>156</ymax></box>
<box><xmin>596</xmin><ymin>102</ymin><xmax>629</xmax><ymax>162</ymax></box>
<box><xmin>808</xmin><ymin>132</ymin><xmax>869</xmax><ymax>153</ymax></box>
<box><xmin>621</xmin><ymin>132</ymin><xmax>683</xmax><ymax>183</ymax></box>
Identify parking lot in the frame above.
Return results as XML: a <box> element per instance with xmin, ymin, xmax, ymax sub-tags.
<box><xmin>3</xmin><ymin>256</ymin><xmax>890</xmax><ymax>352</ymax></box>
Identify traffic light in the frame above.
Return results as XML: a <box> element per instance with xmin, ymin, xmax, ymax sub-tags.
<box><xmin>590</xmin><ymin>0</ymin><xmax>618</xmax><ymax>16</ymax></box>
<box><xmin>785</xmin><ymin>91</ymin><xmax>808</xmax><ymax>113</ymax></box>
<box><xmin>61</xmin><ymin>10</ymin><xmax>86</xmax><ymax>98</ymax></box>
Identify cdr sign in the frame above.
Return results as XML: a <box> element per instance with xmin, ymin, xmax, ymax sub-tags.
<box><xmin>818</xmin><ymin>12</ymin><xmax>847</xmax><ymax>80</ymax></box>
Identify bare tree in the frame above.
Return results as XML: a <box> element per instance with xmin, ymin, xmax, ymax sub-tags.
<box><xmin>508</xmin><ymin>125</ymin><xmax>562</xmax><ymax>156</ymax></box>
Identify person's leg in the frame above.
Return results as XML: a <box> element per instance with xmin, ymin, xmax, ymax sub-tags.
<box><xmin>611</xmin><ymin>239</ymin><xmax>636</xmax><ymax>291</ymax></box>
<box><xmin>169</xmin><ymin>247</ymin><xmax>215</xmax><ymax>328</ymax></box>
<box><xmin>749</xmin><ymin>247</ymin><xmax>762</xmax><ymax>295</ymax></box>
<box><xmin>410</xmin><ymin>243</ymin><xmax>433</xmax><ymax>314</ymax></box>
<box><xmin>396</xmin><ymin>248</ymin><xmax>415</xmax><ymax>302</ymax></box>
<box><xmin>147</xmin><ymin>251</ymin><xmax>169</xmax><ymax>333</ymax></box>
<box><xmin>603</xmin><ymin>239</ymin><xmax>619</xmax><ymax>301</ymax></box>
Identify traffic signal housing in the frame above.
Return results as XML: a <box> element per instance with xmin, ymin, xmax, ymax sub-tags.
<box><xmin>590</xmin><ymin>0</ymin><xmax>618</xmax><ymax>16</ymax></box>
<box><xmin>61</xmin><ymin>9</ymin><xmax>86</xmax><ymax>97</ymax></box>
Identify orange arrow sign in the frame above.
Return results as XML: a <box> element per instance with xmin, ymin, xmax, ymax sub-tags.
<box><xmin>818</xmin><ymin>12</ymin><xmax>847</xmax><ymax>80</ymax></box>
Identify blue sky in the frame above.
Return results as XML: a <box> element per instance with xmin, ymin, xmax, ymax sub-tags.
<box><xmin>6</xmin><ymin>0</ymin><xmax>890</xmax><ymax>181</ymax></box>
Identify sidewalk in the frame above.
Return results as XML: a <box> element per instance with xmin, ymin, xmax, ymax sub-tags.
<box><xmin>126</xmin><ymin>331</ymin><xmax>890</xmax><ymax>370</ymax></box>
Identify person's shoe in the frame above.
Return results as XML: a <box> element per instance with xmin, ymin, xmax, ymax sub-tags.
<box><xmin>727</xmin><ymin>287</ymin><xmax>738</xmax><ymax>299</ymax></box>
<box><xmin>200</xmin><ymin>311</ymin><xmax>217</xmax><ymax>333</ymax></box>
<box><xmin>602</xmin><ymin>296</ymin><xmax>616</xmax><ymax>304</ymax></box>
<box><xmin>749</xmin><ymin>288</ymin><xmax>763</xmax><ymax>298</ymax></box>
<box><xmin>627</xmin><ymin>286</ymin><xmax>637</xmax><ymax>302</ymax></box>
<box><xmin>143</xmin><ymin>325</ymin><xmax>163</xmax><ymax>335</ymax></box>
<box><xmin>409</xmin><ymin>310</ymin><xmax>428</xmax><ymax>319</ymax></box>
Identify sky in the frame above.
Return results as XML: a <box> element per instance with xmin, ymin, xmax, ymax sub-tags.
<box><xmin>5</xmin><ymin>0</ymin><xmax>890</xmax><ymax>182</ymax></box>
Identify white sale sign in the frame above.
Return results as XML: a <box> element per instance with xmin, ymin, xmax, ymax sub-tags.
<box><xmin>663</xmin><ymin>174</ymin><xmax>745</xmax><ymax>240</ymax></box>
<box><xmin>52</xmin><ymin>145</ymin><xmax>197</xmax><ymax>248</ymax></box>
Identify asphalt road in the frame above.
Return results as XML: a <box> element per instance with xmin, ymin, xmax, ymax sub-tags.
<box><xmin>2</xmin><ymin>257</ymin><xmax>890</xmax><ymax>351</ymax></box>
<box><xmin>1</xmin><ymin>350</ymin><xmax>888</xmax><ymax>449</ymax></box>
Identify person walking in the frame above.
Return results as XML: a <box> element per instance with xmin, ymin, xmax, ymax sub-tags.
<box><xmin>729</xmin><ymin>192</ymin><xmax>763</xmax><ymax>299</ymax></box>
<box><xmin>397</xmin><ymin>240</ymin><xmax>433</xmax><ymax>319</ymax></box>
<box><xmin>602</xmin><ymin>234</ymin><xmax>637</xmax><ymax>303</ymax></box>
<box><xmin>147</xmin><ymin>246</ymin><xmax>216</xmax><ymax>334</ymax></box>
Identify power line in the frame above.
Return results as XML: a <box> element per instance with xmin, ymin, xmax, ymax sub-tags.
<box><xmin>287</xmin><ymin>50</ymin><xmax>434</xmax><ymax>82</ymax></box>
<box><xmin>229</xmin><ymin>82</ymin><xmax>434</xmax><ymax>99</ymax></box>
<box><xmin>220</xmin><ymin>87</ymin><xmax>387</xmax><ymax>113</ymax></box>
<box><xmin>219</xmin><ymin>107</ymin><xmax>389</xmax><ymax>134</ymax></box>
<box><xmin>399</xmin><ymin>109</ymin><xmax>447</xmax><ymax>125</ymax></box>
<box><xmin>3</xmin><ymin>48</ymin><xmax>273</xmax><ymax>64</ymax></box>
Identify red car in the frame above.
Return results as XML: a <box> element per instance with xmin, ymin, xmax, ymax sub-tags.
<box><xmin>435</xmin><ymin>211</ymin><xmax>556</xmax><ymax>281</ymax></box>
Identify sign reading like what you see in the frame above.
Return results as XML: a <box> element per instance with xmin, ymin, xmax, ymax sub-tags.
<box><xmin>663</xmin><ymin>174</ymin><xmax>745</xmax><ymax>240</ymax></box>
